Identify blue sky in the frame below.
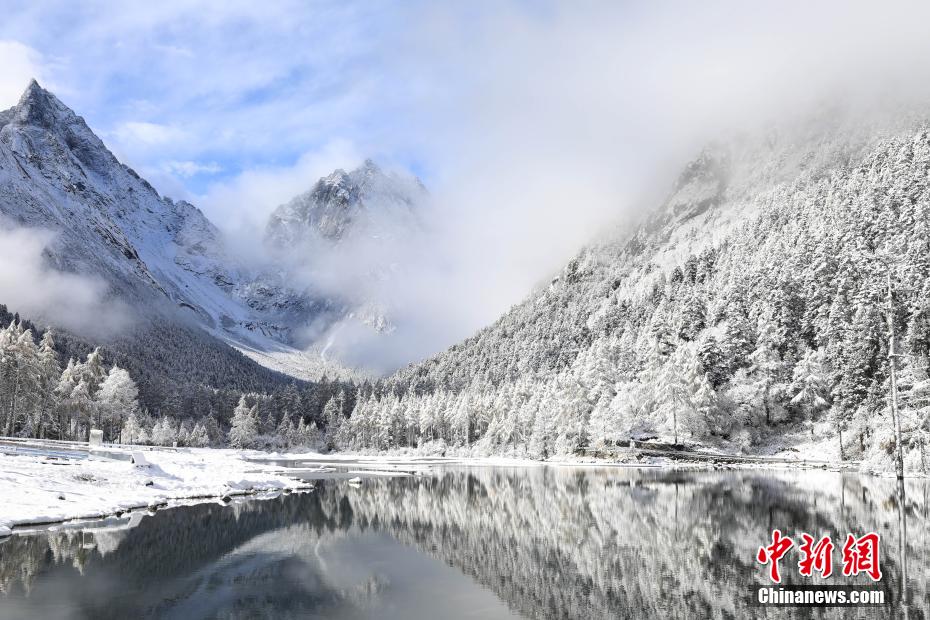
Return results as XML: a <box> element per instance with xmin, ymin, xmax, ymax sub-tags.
<box><xmin>0</xmin><ymin>2</ymin><xmax>422</xmax><ymax>204</ymax></box>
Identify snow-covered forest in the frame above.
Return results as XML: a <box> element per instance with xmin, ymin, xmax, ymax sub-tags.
<box><xmin>0</xmin><ymin>306</ymin><xmax>354</xmax><ymax>450</ymax></box>
<box><xmin>330</xmin><ymin>117</ymin><xmax>930</xmax><ymax>473</ymax></box>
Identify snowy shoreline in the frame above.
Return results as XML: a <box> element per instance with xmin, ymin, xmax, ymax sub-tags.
<box><xmin>0</xmin><ymin>440</ymin><xmax>410</xmax><ymax>536</ymax></box>
<box><xmin>3</xmin><ymin>439</ymin><xmax>922</xmax><ymax>537</ymax></box>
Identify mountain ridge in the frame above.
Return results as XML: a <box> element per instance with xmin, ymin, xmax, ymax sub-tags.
<box><xmin>0</xmin><ymin>80</ymin><xmax>426</xmax><ymax>383</ymax></box>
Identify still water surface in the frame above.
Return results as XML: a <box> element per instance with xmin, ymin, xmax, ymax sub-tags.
<box><xmin>0</xmin><ymin>466</ymin><xmax>927</xmax><ymax>619</ymax></box>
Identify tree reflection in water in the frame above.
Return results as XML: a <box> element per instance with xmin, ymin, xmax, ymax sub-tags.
<box><xmin>0</xmin><ymin>468</ymin><xmax>927</xmax><ymax>619</ymax></box>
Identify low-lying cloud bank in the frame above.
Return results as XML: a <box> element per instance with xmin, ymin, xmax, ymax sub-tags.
<box><xmin>0</xmin><ymin>225</ymin><xmax>130</xmax><ymax>337</ymax></box>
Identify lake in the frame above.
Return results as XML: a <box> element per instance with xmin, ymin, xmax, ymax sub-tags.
<box><xmin>0</xmin><ymin>465</ymin><xmax>927</xmax><ymax>619</ymax></box>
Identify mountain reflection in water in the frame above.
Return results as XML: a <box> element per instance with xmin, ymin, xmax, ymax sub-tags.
<box><xmin>0</xmin><ymin>467</ymin><xmax>927</xmax><ymax>619</ymax></box>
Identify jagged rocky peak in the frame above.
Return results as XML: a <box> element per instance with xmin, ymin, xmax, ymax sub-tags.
<box><xmin>265</xmin><ymin>158</ymin><xmax>427</xmax><ymax>246</ymax></box>
<box><xmin>0</xmin><ymin>79</ymin><xmax>117</xmax><ymax>178</ymax></box>
<box><xmin>10</xmin><ymin>79</ymin><xmax>69</xmax><ymax>128</ymax></box>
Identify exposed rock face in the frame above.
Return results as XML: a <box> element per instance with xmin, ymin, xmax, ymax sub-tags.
<box><xmin>266</xmin><ymin>158</ymin><xmax>425</xmax><ymax>247</ymax></box>
<box><xmin>0</xmin><ymin>81</ymin><xmax>368</xmax><ymax>379</ymax></box>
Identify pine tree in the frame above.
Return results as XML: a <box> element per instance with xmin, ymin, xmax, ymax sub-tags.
<box><xmin>697</xmin><ymin>334</ymin><xmax>727</xmax><ymax>389</ymax></box>
<box><xmin>54</xmin><ymin>359</ymin><xmax>78</xmax><ymax>439</ymax></box>
<box><xmin>1</xmin><ymin>324</ymin><xmax>41</xmax><ymax>437</ymax></box>
<box><xmin>832</xmin><ymin>301</ymin><xmax>882</xmax><ymax>415</ymax></box>
<box><xmin>790</xmin><ymin>348</ymin><xmax>830</xmax><ymax>439</ymax></box>
<box><xmin>897</xmin><ymin>353</ymin><xmax>930</xmax><ymax>472</ymax></box>
<box><xmin>274</xmin><ymin>414</ymin><xmax>294</xmax><ymax>448</ymax></box>
<box><xmin>77</xmin><ymin>348</ymin><xmax>107</xmax><ymax>395</ymax></box>
<box><xmin>34</xmin><ymin>330</ymin><xmax>60</xmax><ymax>439</ymax></box>
<box><xmin>554</xmin><ymin>372</ymin><xmax>592</xmax><ymax>454</ymax></box>
<box><xmin>684</xmin><ymin>346</ymin><xmax>721</xmax><ymax>438</ymax></box>
<box><xmin>748</xmin><ymin>315</ymin><xmax>784</xmax><ymax>425</ymax></box>
<box><xmin>188</xmin><ymin>422</ymin><xmax>210</xmax><ymax>448</ymax></box>
<box><xmin>151</xmin><ymin>417</ymin><xmax>178</xmax><ymax>446</ymax></box>
<box><xmin>121</xmin><ymin>411</ymin><xmax>144</xmax><ymax>444</ymax></box>
<box><xmin>96</xmin><ymin>366</ymin><xmax>139</xmax><ymax>441</ymax></box>
<box><xmin>228</xmin><ymin>396</ymin><xmax>258</xmax><ymax>449</ymax></box>
<box><xmin>322</xmin><ymin>395</ymin><xmax>343</xmax><ymax>451</ymax></box>
<box><xmin>68</xmin><ymin>380</ymin><xmax>94</xmax><ymax>440</ymax></box>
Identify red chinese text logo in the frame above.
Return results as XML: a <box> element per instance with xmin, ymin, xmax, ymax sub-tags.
<box><xmin>841</xmin><ymin>533</ymin><xmax>882</xmax><ymax>581</ymax></box>
<box><xmin>757</xmin><ymin>531</ymin><xmax>880</xmax><ymax>583</ymax></box>
<box><xmin>756</xmin><ymin>529</ymin><xmax>793</xmax><ymax>583</ymax></box>
<box><xmin>798</xmin><ymin>533</ymin><xmax>834</xmax><ymax>578</ymax></box>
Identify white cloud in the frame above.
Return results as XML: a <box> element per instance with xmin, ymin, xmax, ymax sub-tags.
<box><xmin>114</xmin><ymin>121</ymin><xmax>186</xmax><ymax>147</ymax></box>
<box><xmin>0</xmin><ymin>40</ymin><xmax>44</xmax><ymax>109</ymax></box>
<box><xmin>0</xmin><ymin>225</ymin><xmax>130</xmax><ymax>336</ymax></box>
<box><xmin>164</xmin><ymin>160</ymin><xmax>222</xmax><ymax>178</ymax></box>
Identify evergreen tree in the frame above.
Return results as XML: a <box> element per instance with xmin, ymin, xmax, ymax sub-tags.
<box><xmin>228</xmin><ymin>396</ymin><xmax>258</xmax><ymax>449</ymax></box>
<box><xmin>748</xmin><ymin>315</ymin><xmax>784</xmax><ymax>425</ymax></box>
<box><xmin>790</xmin><ymin>348</ymin><xmax>830</xmax><ymax>439</ymax></box>
<box><xmin>188</xmin><ymin>422</ymin><xmax>210</xmax><ymax>448</ymax></box>
<box><xmin>96</xmin><ymin>366</ymin><xmax>139</xmax><ymax>441</ymax></box>
<box><xmin>121</xmin><ymin>411</ymin><xmax>144</xmax><ymax>445</ymax></box>
<box><xmin>34</xmin><ymin>330</ymin><xmax>60</xmax><ymax>439</ymax></box>
<box><xmin>151</xmin><ymin>417</ymin><xmax>179</xmax><ymax>446</ymax></box>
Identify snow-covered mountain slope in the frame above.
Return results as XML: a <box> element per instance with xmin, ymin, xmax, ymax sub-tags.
<box><xmin>0</xmin><ymin>81</ymin><xmax>356</xmax><ymax>381</ymax></box>
<box><xmin>392</xmin><ymin>112</ymin><xmax>893</xmax><ymax>389</ymax></box>
<box><xmin>358</xmin><ymin>108</ymin><xmax>930</xmax><ymax>465</ymax></box>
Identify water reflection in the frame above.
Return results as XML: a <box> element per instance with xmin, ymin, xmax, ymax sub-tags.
<box><xmin>0</xmin><ymin>468</ymin><xmax>927</xmax><ymax>619</ymax></box>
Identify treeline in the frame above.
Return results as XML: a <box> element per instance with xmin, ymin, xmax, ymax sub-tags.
<box><xmin>0</xmin><ymin>304</ymin><xmax>356</xmax><ymax>448</ymax></box>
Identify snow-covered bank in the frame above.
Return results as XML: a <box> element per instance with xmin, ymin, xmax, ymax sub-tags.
<box><xmin>3</xmin><ymin>436</ymin><xmax>922</xmax><ymax>536</ymax></box>
<box><xmin>0</xmin><ymin>441</ymin><xmax>351</xmax><ymax>533</ymax></box>
<box><xmin>253</xmin><ymin>442</ymin><xmax>929</xmax><ymax>479</ymax></box>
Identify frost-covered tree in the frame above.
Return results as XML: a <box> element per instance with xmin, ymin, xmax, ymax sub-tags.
<box><xmin>274</xmin><ymin>414</ymin><xmax>295</xmax><ymax>448</ymax></box>
<box><xmin>322</xmin><ymin>395</ymin><xmax>343</xmax><ymax>451</ymax></box>
<box><xmin>151</xmin><ymin>417</ymin><xmax>178</xmax><ymax>446</ymax></box>
<box><xmin>188</xmin><ymin>422</ymin><xmax>210</xmax><ymax>448</ymax></box>
<box><xmin>96</xmin><ymin>366</ymin><xmax>139</xmax><ymax>441</ymax></box>
<box><xmin>34</xmin><ymin>330</ymin><xmax>60</xmax><ymax>439</ymax></box>
<box><xmin>748</xmin><ymin>316</ymin><xmax>784</xmax><ymax>425</ymax></box>
<box><xmin>228</xmin><ymin>396</ymin><xmax>259</xmax><ymax>449</ymax></box>
<box><xmin>0</xmin><ymin>323</ymin><xmax>41</xmax><ymax>437</ymax></box>
<box><xmin>75</xmin><ymin>348</ymin><xmax>107</xmax><ymax>399</ymax></box>
<box><xmin>897</xmin><ymin>354</ymin><xmax>930</xmax><ymax>472</ymax></box>
<box><xmin>121</xmin><ymin>411</ymin><xmax>145</xmax><ymax>445</ymax></box>
<box><xmin>68</xmin><ymin>380</ymin><xmax>94</xmax><ymax>441</ymax></box>
<box><xmin>790</xmin><ymin>348</ymin><xmax>830</xmax><ymax>439</ymax></box>
<box><xmin>292</xmin><ymin>417</ymin><xmax>320</xmax><ymax>449</ymax></box>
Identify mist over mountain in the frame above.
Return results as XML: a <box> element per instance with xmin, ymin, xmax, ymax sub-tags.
<box><xmin>266</xmin><ymin>158</ymin><xmax>425</xmax><ymax>246</ymax></box>
<box><xmin>263</xmin><ymin>158</ymin><xmax>430</xmax><ymax>367</ymax></box>
<box><xmin>340</xmin><ymin>105</ymin><xmax>930</xmax><ymax>471</ymax></box>
<box><xmin>0</xmin><ymin>81</ymin><xmax>434</xmax><ymax>383</ymax></box>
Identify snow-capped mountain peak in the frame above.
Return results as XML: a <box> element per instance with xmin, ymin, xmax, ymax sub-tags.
<box><xmin>265</xmin><ymin>159</ymin><xmax>426</xmax><ymax>246</ymax></box>
<box><xmin>9</xmin><ymin>79</ymin><xmax>74</xmax><ymax>129</ymax></box>
<box><xmin>1</xmin><ymin>80</ymin><xmax>119</xmax><ymax>182</ymax></box>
